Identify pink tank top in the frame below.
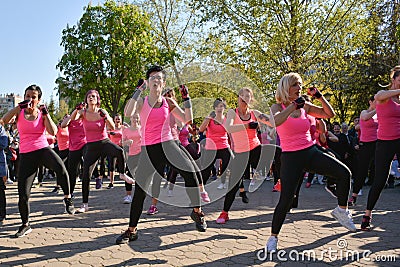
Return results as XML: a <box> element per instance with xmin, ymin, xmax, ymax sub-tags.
<box><xmin>359</xmin><ymin>115</ymin><xmax>378</xmax><ymax>142</ymax></box>
<box><xmin>179</xmin><ymin>125</ymin><xmax>190</xmax><ymax>147</ymax></box>
<box><xmin>17</xmin><ymin>110</ymin><xmax>49</xmax><ymax>153</ymax></box>
<box><xmin>57</xmin><ymin>126</ymin><xmax>69</xmax><ymax>151</ymax></box>
<box><xmin>205</xmin><ymin>119</ymin><xmax>229</xmax><ymax>150</ymax></box>
<box><xmin>109</xmin><ymin>127</ymin><xmax>123</xmax><ymax>146</ymax></box>
<box><xmin>123</xmin><ymin>127</ymin><xmax>141</xmax><ymax>156</ymax></box>
<box><xmin>230</xmin><ymin>109</ymin><xmax>260</xmax><ymax>153</ymax></box>
<box><xmin>83</xmin><ymin>112</ymin><xmax>108</xmax><ymax>143</ymax></box>
<box><xmin>376</xmin><ymin>98</ymin><xmax>400</xmax><ymax>140</ymax></box>
<box><xmin>68</xmin><ymin>119</ymin><xmax>87</xmax><ymax>151</ymax></box>
<box><xmin>276</xmin><ymin>106</ymin><xmax>314</xmax><ymax>152</ymax></box>
<box><xmin>140</xmin><ymin>96</ymin><xmax>174</xmax><ymax>146</ymax></box>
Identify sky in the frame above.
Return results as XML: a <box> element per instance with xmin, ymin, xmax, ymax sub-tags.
<box><xmin>0</xmin><ymin>1</ymin><xmax>104</xmax><ymax>104</ymax></box>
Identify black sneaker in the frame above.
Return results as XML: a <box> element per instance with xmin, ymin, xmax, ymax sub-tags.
<box><xmin>116</xmin><ymin>229</ymin><xmax>138</xmax><ymax>244</ymax></box>
<box><xmin>361</xmin><ymin>215</ymin><xmax>371</xmax><ymax>231</ymax></box>
<box><xmin>348</xmin><ymin>196</ymin><xmax>357</xmax><ymax>206</ymax></box>
<box><xmin>190</xmin><ymin>209</ymin><xmax>207</xmax><ymax>232</ymax></box>
<box><xmin>15</xmin><ymin>224</ymin><xmax>32</xmax><ymax>238</ymax></box>
<box><xmin>239</xmin><ymin>191</ymin><xmax>249</xmax><ymax>203</ymax></box>
<box><xmin>52</xmin><ymin>186</ymin><xmax>60</xmax><ymax>193</ymax></box>
<box><xmin>64</xmin><ymin>198</ymin><xmax>75</xmax><ymax>215</ymax></box>
<box><xmin>324</xmin><ymin>185</ymin><xmax>337</xmax><ymax>198</ymax></box>
<box><xmin>107</xmin><ymin>183</ymin><xmax>114</xmax><ymax>189</ymax></box>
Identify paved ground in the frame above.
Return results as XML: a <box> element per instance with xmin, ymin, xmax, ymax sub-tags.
<box><xmin>0</xmin><ymin>176</ymin><xmax>399</xmax><ymax>267</ymax></box>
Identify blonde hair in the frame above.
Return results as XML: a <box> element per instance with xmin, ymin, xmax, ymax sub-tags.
<box><xmin>238</xmin><ymin>87</ymin><xmax>255</xmax><ymax>106</ymax></box>
<box><xmin>380</xmin><ymin>65</ymin><xmax>400</xmax><ymax>88</ymax></box>
<box><xmin>275</xmin><ymin>73</ymin><xmax>302</xmax><ymax>103</ymax></box>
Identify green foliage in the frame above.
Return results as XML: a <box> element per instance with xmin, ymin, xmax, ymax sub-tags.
<box><xmin>56</xmin><ymin>0</ymin><xmax>172</xmax><ymax>116</ymax></box>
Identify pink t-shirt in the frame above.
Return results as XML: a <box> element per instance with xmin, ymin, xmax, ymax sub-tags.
<box><xmin>360</xmin><ymin>115</ymin><xmax>378</xmax><ymax>142</ymax></box>
<box><xmin>230</xmin><ymin>109</ymin><xmax>261</xmax><ymax>153</ymax></box>
<box><xmin>123</xmin><ymin>127</ymin><xmax>141</xmax><ymax>156</ymax></box>
<box><xmin>109</xmin><ymin>127</ymin><xmax>123</xmax><ymax>146</ymax></box>
<box><xmin>56</xmin><ymin>126</ymin><xmax>69</xmax><ymax>151</ymax></box>
<box><xmin>83</xmin><ymin>114</ymin><xmax>108</xmax><ymax>143</ymax></box>
<box><xmin>68</xmin><ymin>119</ymin><xmax>87</xmax><ymax>151</ymax></box>
<box><xmin>17</xmin><ymin>110</ymin><xmax>49</xmax><ymax>153</ymax></box>
<box><xmin>376</xmin><ymin>98</ymin><xmax>400</xmax><ymax>140</ymax></box>
<box><xmin>179</xmin><ymin>125</ymin><xmax>190</xmax><ymax>147</ymax></box>
<box><xmin>276</xmin><ymin>107</ymin><xmax>314</xmax><ymax>152</ymax></box>
<box><xmin>205</xmin><ymin>119</ymin><xmax>229</xmax><ymax>150</ymax></box>
<box><xmin>140</xmin><ymin>96</ymin><xmax>174</xmax><ymax>146</ymax></box>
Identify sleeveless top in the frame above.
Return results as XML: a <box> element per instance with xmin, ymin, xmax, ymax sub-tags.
<box><xmin>140</xmin><ymin>96</ymin><xmax>174</xmax><ymax>146</ymax></box>
<box><xmin>205</xmin><ymin>118</ymin><xmax>229</xmax><ymax>150</ymax></box>
<box><xmin>179</xmin><ymin>125</ymin><xmax>190</xmax><ymax>147</ymax></box>
<box><xmin>68</xmin><ymin>119</ymin><xmax>87</xmax><ymax>151</ymax></box>
<box><xmin>123</xmin><ymin>127</ymin><xmax>141</xmax><ymax>156</ymax></box>
<box><xmin>83</xmin><ymin>110</ymin><xmax>108</xmax><ymax>143</ymax></box>
<box><xmin>359</xmin><ymin>115</ymin><xmax>378</xmax><ymax>142</ymax></box>
<box><xmin>109</xmin><ymin>127</ymin><xmax>123</xmax><ymax>146</ymax></box>
<box><xmin>376</xmin><ymin>98</ymin><xmax>400</xmax><ymax>140</ymax></box>
<box><xmin>56</xmin><ymin>126</ymin><xmax>69</xmax><ymax>151</ymax></box>
<box><xmin>230</xmin><ymin>109</ymin><xmax>260</xmax><ymax>153</ymax></box>
<box><xmin>17</xmin><ymin>109</ymin><xmax>48</xmax><ymax>153</ymax></box>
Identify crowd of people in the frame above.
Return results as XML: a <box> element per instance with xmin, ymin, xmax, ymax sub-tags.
<box><xmin>0</xmin><ymin>65</ymin><xmax>399</xmax><ymax>254</ymax></box>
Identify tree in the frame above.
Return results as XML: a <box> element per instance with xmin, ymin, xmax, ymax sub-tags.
<box><xmin>56</xmin><ymin>0</ymin><xmax>171</xmax><ymax>115</ymax></box>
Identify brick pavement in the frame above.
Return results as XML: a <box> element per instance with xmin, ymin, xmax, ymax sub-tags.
<box><xmin>0</xmin><ymin>177</ymin><xmax>399</xmax><ymax>267</ymax></box>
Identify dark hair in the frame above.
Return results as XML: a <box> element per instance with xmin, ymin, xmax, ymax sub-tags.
<box><xmin>368</xmin><ymin>95</ymin><xmax>375</xmax><ymax>102</ymax></box>
<box><xmin>84</xmin><ymin>89</ymin><xmax>101</xmax><ymax>107</ymax></box>
<box><xmin>146</xmin><ymin>65</ymin><xmax>167</xmax><ymax>80</ymax></box>
<box><xmin>213</xmin><ymin>98</ymin><xmax>227</xmax><ymax>109</ymax></box>
<box><xmin>24</xmin><ymin>84</ymin><xmax>42</xmax><ymax>100</ymax></box>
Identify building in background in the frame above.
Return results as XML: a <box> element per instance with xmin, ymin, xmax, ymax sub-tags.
<box><xmin>0</xmin><ymin>93</ymin><xmax>24</xmax><ymax>115</ymax></box>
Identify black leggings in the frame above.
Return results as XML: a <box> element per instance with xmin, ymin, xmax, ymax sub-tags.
<box><xmin>201</xmin><ymin>148</ymin><xmax>232</xmax><ymax>185</ymax></box>
<box><xmin>271</xmin><ymin>145</ymin><xmax>351</xmax><ymax>235</ymax></box>
<box><xmin>353</xmin><ymin>141</ymin><xmax>376</xmax><ymax>195</ymax></box>
<box><xmin>82</xmin><ymin>139</ymin><xmax>125</xmax><ymax>203</ymax></box>
<box><xmin>125</xmin><ymin>153</ymin><xmax>140</xmax><ymax>192</ymax></box>
<box><xmin>18</xmin><ymin>147</ymin><xmax>70</xmax><ymax>224</ymax></box>
<box><xmin>367</xmin><ymin>139</ymin><xmax>400</xmax><ymax>210</ymax></box>
<box><xmin>128</xmin><ymin>141</ymin><xmax>200</xmax><ymax>228</ymax></box>
<box><xmin>68</xmin><ymin>145</ymin><xmax>86</xmax><ymax>194</ymax></box>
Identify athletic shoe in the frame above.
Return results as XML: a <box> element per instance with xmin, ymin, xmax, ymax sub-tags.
<box><xmin>348</xmin><ymin>196</ymin><xmax>357</xmax><ymax>206</ymax></box>
<box><xmin>331</xmin><ymin>206</ymin><xmax>357</xmax><ymax>232</ymax></box>
<box><xmin>163</xmin><ymin>181</ymin><xmax>169</xmax><ymax>188</ymax></box>
<box><xmin>201</xmin><ymin>191</ymin><xmax>210</xmax><ymax>203</ymax></box>
<box><xmin>325</xmin><ymin>185</ymin><xmax>337</xmax><ymax>198</ymax></box>
<box><xmin>51</xmin><ymin>186</ymin><xmax>60</xmax><ymax>193</ymax></box>
<box><xmin>107</xmin><ymin>183</ymin><xmax>114</xmax><ymax>189</ymax></box>
<box><xmin>305</xmin><ymin>182</ymin><xmax>311</xmax><ymax>188</ymax></box>
<box><xmin>95</xmin><ymin>178</ymin><xmax>102</xmax><ymax>189</ymax></box>
<box><xmin>190</xmin><ymin>209</ymin><xmax>207</xmax><ymax>232</ymax></box>
<box><xmin>239</xmin><ymin>191</ymin><xmax>249</xmax><ymax>203</ymax></box>
<box><xmin>116</xmin><ymin>229</ymin><xmax>138</xmax><ymax>244</ymax></box>
<box><xmin>210</xmin><ymin>175</ymin><xmax>218</xmax><ymax>181</ymax></box>
<box><xmin>216</xmin><ymin>211</ymin><xmax>229</xmax><ymax>224</ymax></box>
<box><xmin>266</xmin><ymin>236</ymin><xmax>278</xmax><ymax>254</ymax></box>
<box><xmin>123</xmin><ymin>195</ymin><xmax>132</xmax><ymax>204</ymax></box>
<box><xmin>217</xmin><ymin>183</ymin><xmax>226</xmax><ymax>190</ymax></box>
<box><xmin>147</xmin><ymin>205</ymin><xmax>158</xmax><ymax>215</ymax></box>
<box><xmin>120</xmin><ymin>174</ymin><xmax>135</xmax><ymax>185</ymax></box>
<box><xmin>167</xmin><ymin>190</ymin><xmax>174</xmax><ymax>197</ymax></box>
<box><xmin>6</xmin><ymin>178</ymin><xmax>13</xmax><ymax>184</ymax></box>
<box><xmin>64</xmin><ymin>198</ymin><xmax>75</xmax><ymax>215</ymax></box>
<box><xmin>14</xmin><ymin>224</ymin><xmax>32</xmax><ymax>238</ymax></box>
<box><xmin>250</xmin><ymin>179</ymin><xmax>256</xmax><ymax>186</ymax></box>
<box><xmin>358</xmin><ymin>189</ymin><xmax>363</xmax><ymax>196</ymax></box>
<box><xmin>77</xmin><ymin>203</ymin><xmax>89</xmax><ymax>213</ymax></box>
<box><xmin>361</xmin><ymin>215</ymin><xmax>371</xmax><ymax>231</ymax></box>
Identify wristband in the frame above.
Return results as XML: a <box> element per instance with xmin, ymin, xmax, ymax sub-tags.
<box><xmin>132</xmin><ymin>89</ymin><xmax>142</xmax><ymax>100</ymax></box>
<box><xmin>183</xmin><ymin>98</ymin><xmax>192</xmax><ymax>108</ymax></box>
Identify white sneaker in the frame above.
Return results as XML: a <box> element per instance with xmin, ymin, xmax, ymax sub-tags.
<box><xmin>250</xmin><ymin>179</ymin><xmax>256</xmax><ymax>186</ymax></box>
<box><xmin>266</xmin><ymin>236</ymin><xmax>278</xmax><ymax>253</ymax></box>
<box><xmin>6</xmin><ymin>178</ymin><xmax>13</xmax><ymax>184</ymax></box>
<box><xmin>77</xmin><ymin>203</ymin><xmax>89</xmax><ymax>213</ymax></box>
<box><xmin>217</xmin><ymin>183</ymin><xmax>225</xmax><ymax>190</ymax></box>
<box><xmin>123</xmin><ymin>195</ymin><xmax>132</xmax><ymax>204</ymax></box>
<box><xmin>167</xmin><ymin>190</ymin><xmax>173</xmax><ymax>197</ymax></box>
<box><xmin>331</xmin><ymin>206</ymin><xmax>356</xmax><ymax>232</ymax></box>
<box><xmin>358</xmin><ymin>189</ymin><xmax>363</xmax><ymax>196</ymax></box>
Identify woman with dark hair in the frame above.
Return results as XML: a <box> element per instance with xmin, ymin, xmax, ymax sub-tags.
<box><xmin>265</xmin><ymin>73</ymin><xmax>355</xmax><ymax>253</ymax></box>
<box><xmin>2</xmin><ymin>84</ymin><xmax>74</xmax><ymax>237</ymax></box>
<box><xmin>71</xmin><ymin>89</ymin><xmax>132</xmax><ymax>213</ymax></box>
<box><xmin>361</xmin><ymin>66</ymin><xmax>400</xmax><ymax>231</ymax></box>
<box><xmin>116</xmin><ymin>65</ymin><xmax>206</xmax><ymax>244</ymax></box>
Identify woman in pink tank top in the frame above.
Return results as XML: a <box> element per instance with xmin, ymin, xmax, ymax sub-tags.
<box><xmin>266</xmin><ymin>73</ymin><xmax>356</xmax><ymax>253</ymax></box>
<box><xmin>215</xmin><ymin>88</ymin><xmax>273</xmax><ymax>225</ymax></box>
<box><xmin>361</xmin><ymin>66</ymin><xmax>400</xmax><ymax>231</ymax></box>
<box><xmin>348</xmin><ymin>96</ymin><xmax>377</xmax><ymax>207</ymax></box>
<box><xmin>70</xmin><ymin>90</ymin><xmax>133</xmax><ymax>213</ymax></box>
<box><xmin>1</xmin><ymin>85</ymin><xmax>74</xmax><ymax>238</ymax></box>
<box><xmin>107</xmin><ymin>113</ymin><xmax>126</xmax><ymax>189</ymax></box>
<box><xmin>116</xmin><ymin>65</ymin><xmax>206</xmax><ymax>244</ymax></box>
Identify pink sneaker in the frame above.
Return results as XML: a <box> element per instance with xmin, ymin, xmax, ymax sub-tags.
<box><xmin>147</xmin><ymin>205</ymin><xmax>158</xmax><ymax>215</ymax></box>
<box><xmin>305</xmin><ymin>182</ymin><xmax>311</xmax><ymax>188</ymax></box>
<box><xmin>216</xmin><ymin>211</ymin><xmax>229</xmax><ymax>224</ymax></box>
<box><xmin>201</xmin><ymin>191</ymin><xmax>210</xmax><ymax>203</ymax></box>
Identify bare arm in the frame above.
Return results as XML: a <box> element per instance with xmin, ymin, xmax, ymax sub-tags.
<box><xmin>2</xmin><ymin>106</ymin><xmax>21</xmax><ymax>124</ymax></box>
<box><xmin>375</xmin><ymin>89</ymin><xmax>400</xmax><ymax>103</ymax></box>
<box><xmin>360</xmin><ymin>109</ymin><xmax>376</xmax><ymax>121</ymax></box>
<box><xmin>124</xmin><ymin>97</ymin><xmax>144</xmax><ymax>118</ymax></box>
<box><xmin>199</xmin><ymin>117</ymin><xmax>211</xmax><ymax>132</ymax></box>
<box><xmin>167</xmin><ymin>98</ymin><xmax>193</xmax><ymax>125</ymax></box>
<box><xmin>327</xmin><ymin>131</ymin><xmax>339</xmax><ymax>142</ymax></box>
<box><xmin>253</xmin><ymin>109</ymin><xmax>272</xmax><ymax>126</ymax></box>
<box><xmin>224</xmin><ymin>109</ymin><xmax>247</xmax><ymax>133</ymax></box>
<box><xmin>305</xmin><ymin>96</ymin><xmax>335</xmax><ymax>119</ymax></box>
<box><xmin>43</xmin><ymin>113</ymin><xmax>58</xmax><ymax>136</ymax></box>
<box><xmin>271</xmin><ymin>103</ymin><xmax>297</xmax><ymax>127</ymax></box>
